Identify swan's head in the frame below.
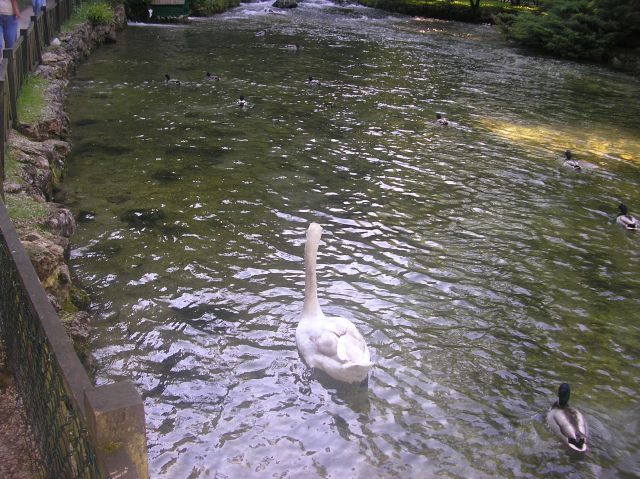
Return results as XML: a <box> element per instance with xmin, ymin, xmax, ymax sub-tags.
<box><xmin>619</xmin><ymin>203</ymin><xmax>629</xmax><ymax>215</ymax></box>
<box><xmin>557</xmin><ymin>383</ymin><xmax>571</xmax><ymax>407</ymax></box>
<box><xmin>564</xmin><ymin>150</ymin><xmax>572</xmax><ymax>160</ymax></box>
<box><xmin>307</xmin><ymin>222</ymin><xmax>323</xmax><ymax>238</ymax></box>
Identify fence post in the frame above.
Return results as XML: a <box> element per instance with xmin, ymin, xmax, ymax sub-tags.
<box><xmin>3</xmin><ymin>47</ymin><xmax>18</xmax><ymax>127</ymax></box>
<box><xmin>42</xmin><ymin>6</ymin><xmax>52</xmax><ymax>45</ymax></box>
<box><xmin>32</xmin><ymin>16</ymin><xmax>43</xmax><ymax>65</ymax></box>
<box><xmin>0</xmin><ymin>59</ymin><xmax>7</xmax><ymax>201</ymax></box>
<box><xmin>84</xmin><ymin>381</ymin><xmax>150</xmax><ymax>479</ymax></box>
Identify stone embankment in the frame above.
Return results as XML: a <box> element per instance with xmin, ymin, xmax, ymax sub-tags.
<box><xmin>3</xmin><ymin>5</ymin><xmax>127</xmax><ymax>362</ymax></box>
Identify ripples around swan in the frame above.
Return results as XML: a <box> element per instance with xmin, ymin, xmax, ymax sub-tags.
<box><xmin>63</xmin><ymin>1</ymin><xmax>640</xmax><ymax>477</ymax></box>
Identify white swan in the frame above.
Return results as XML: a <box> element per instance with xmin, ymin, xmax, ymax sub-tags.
<box><xmin>547</xmin><ymin>383</ymin><xmax>588</xmax><ymax>452</ymax></box>
<box><xmin>295</xmin><ymin>223</ymin><xmax>373</xmax><ymax>384</ymax></box>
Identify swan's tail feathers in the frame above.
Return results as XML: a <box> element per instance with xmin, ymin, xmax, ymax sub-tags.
<box><xmin>568</xmin><ymin>435</ymin><xmax>587</xmax><ymax>452</ymax></box>
<box><xmin>343</xmin><ymin>362</ymin><xmax>374</xmax><ymax>384</ymax></box>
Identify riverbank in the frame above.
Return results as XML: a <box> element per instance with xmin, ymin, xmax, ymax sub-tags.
<box><xmin>356</xmin><ymin>0</ymin><xmax>532</xmax><ymax>23</ymax></box>
<box><xmin>4</xmin><ymin>5</ymin><xmax>127</xmax><ymax>363</ymax></box>
<box><xmin>1</xmin><ymin>4</ymin><xmax>126</xmax><ymax>475</ymax></box>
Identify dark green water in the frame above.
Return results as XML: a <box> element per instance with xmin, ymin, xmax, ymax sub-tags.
<box><xmin>62</xmin><ymin>1</ymin><xmax>640</xmax><ymax>477</ymax></box>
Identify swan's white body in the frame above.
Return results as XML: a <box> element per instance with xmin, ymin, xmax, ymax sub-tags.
<box><xmin>295</xmin><ymin>223</ymin><xmax>373</xmax><ymax>384</ymax></box>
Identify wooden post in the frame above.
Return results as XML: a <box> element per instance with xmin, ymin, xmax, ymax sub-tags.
<box><xmin>42</xmin><ymin>6</ymin><xmax>52</xmax><ymax>45</ymax></box>
<box><xmin>84</xmin><ymin>381</ymin><xmax>150</xmax><ymax>479</ymax></box>
<box><xmin>32</xmin><ymin>15</ymin><xmax>43</xmax><ymax>65</ymax></box>
<box><xmin>0</xmin><ymin>59</ymin><xmax>6</xmax><ymax>201</ymax></box>
<box><xmin>3</xmin><ymin>48</ymin><xmax>18</xmax><ymax>127</ymax></box>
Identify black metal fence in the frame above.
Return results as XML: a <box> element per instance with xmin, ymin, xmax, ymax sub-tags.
<box><xmin>0</xmin><ymin>3</ymin><xmax>149</xmax><ymax>478</ymax></box>
<box><xmin>0</xmin><ymin>200</ymin><xmax>103</xmax><ymax>478</ymax></box>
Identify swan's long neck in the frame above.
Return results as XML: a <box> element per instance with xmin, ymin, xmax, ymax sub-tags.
<box><xmin>302</xmin><ymin>223</ymin><xmax>323</xmax><ymax>318</ymax></box>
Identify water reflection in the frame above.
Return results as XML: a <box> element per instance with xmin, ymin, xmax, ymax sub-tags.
<box><xmin>63</xmin><ymin>0</ymin><xmax>640</xmax><ymax>477</ymax></box>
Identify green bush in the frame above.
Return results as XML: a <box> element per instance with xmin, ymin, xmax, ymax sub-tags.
<box><xmin>83</xmin><ymin>1</ymin><xmax>116</xmax><ymax>25</ymax></box>
<box><xmin>64</xmin><ymin>1</ymin><xmax>115</xmax><ymax>29</ymax></box>
<box><xmin>500</xmin><ymin>0</ymin><xmax>640</xmax><ymax>61</ymax></box>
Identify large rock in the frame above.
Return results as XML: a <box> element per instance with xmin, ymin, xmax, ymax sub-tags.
<box><xmin>21</xmin><ymin>232</ymin><xmax>72</xmax><ymax>308</ymax></box>
<box><xmin>273</xmin><ymin>0</ymin><xmax>298</xmax><ymax>8</ymax></box>
<box><xmin>8</xmin><ymin>132</ymin><xmax>71</xmax><ymax>199</ymax></box>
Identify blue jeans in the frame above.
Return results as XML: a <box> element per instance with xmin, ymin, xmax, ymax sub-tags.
<box><xmin>0</xmin><ymin>14</ymin><xmax>19</xmax><ymax>50</ymax></box>
<box><xmin>32</xmin><ymin>0</ymin><xmax>45</xmax><ymax>15</ymax></box>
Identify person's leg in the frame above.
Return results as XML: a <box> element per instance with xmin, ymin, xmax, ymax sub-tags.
<box><xmin>3</xmin><ymin>14</ymin><xmax>18</xmax><ymax>49</ymax></box>
<box><xmin>0</xmin><ymin>16</ymin><xmax>6</xmax><ymax>54</ymax></box>
<box><xmin>32</xmin><ymin>0</ymin><xmax>44</xmax><ymax>15</ymax></box>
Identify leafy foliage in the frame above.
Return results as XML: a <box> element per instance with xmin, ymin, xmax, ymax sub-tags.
<box><xmin>64</xmin><ymin>1</ymin><xmax>115</xmax><ymax>28</ymax></box>
<box><xmin>82</xmin><ymin>1</ymin><xmax>116</xmax><ymax>25</ymax></box>
<box><xmin>500</xmin><ymin>0</ymin><xmax>640</xmax><ymax>61</ymax></box>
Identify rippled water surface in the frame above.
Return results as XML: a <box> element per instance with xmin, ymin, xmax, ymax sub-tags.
<box><xmin>62</xmin><ymin>1</ymin><xmax>640</xmax><ymax>477</ymax></box>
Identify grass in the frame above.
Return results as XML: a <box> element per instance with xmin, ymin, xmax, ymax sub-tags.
<box><xmin>17</xmin><ymin>75</ymin><xmax>48</xmax><ymax>125</ymax></box>
<box><xmin>4</xmin><ymin>150</ymin><xmax>23</xmax><ymax>184</ymax></box>
<box><xmin>4</xmin><ymin>193</ymin><xmax>49</xmax><ymax>227</ymax></box>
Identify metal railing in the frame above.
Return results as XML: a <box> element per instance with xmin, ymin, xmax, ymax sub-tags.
<box><xmin>0</xmin><ymin>3</ymin><xmax>149</xmax><ymax>478</ymax></box>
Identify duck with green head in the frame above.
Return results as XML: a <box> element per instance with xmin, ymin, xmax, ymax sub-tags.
<box><xmin>547</xmin><ymin>383</ymin><xmax>588</xmax><ymax>452</ymax></box>
<box><xmin>616</xmin><ymin>203</ymin><xmax>638</xmax><ymax>230</ymax></box>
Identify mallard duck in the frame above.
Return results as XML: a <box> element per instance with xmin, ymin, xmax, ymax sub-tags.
<box><xmin>238</xmin><ymin>95</ymin><xmax>247</xmax><ymax>107</ymax></box>
<box><xmin>165</xmin><ymin>74</ymin><xmax>180</xmax><ymax>86</ymax></box>
<box><xmin>295</xmin><ymin>223</ymin><xmax>374</xmax><ymax>385</ymax></box>
<box><xmin>307</xmin><ymin>75</ymin><xmax>320</xmax><ymax>86</ymax></box>
<box><xmin>547</xmin><ymin>383</ymin><xmax>588</xmax><ymax>452</ymax></box>
<box><xmin>562</xmin><ymin>150</ymin><xmax>581</xmax><ymax>170</ymax></box>
<box><xmin>435</xmin><ymin>113</ymin><xmax>448</xmax><ymax>126</ymax></box>
<box><xmin>616</xmin><ymin>203</ymin><xmax>638</xmax><ymax>230</ymax></box>
<box><xmin>206</xmin><ymin>72</ymin><xmax>220</xmax><ymax>81</ymax></box>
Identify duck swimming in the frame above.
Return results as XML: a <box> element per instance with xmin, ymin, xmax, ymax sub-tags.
<box><xmin>238</xmin><ymin>95</ymin><xmax>247</xmax><ymax>107</ymax></box>
<box><xmin>435</xmin><ymin>113</ymin><xmax>448</xmax><ymax>126</ymax></box>
<box><xmin>616</xmin><ymin>203</ymin><xmax>638</xmax><ymax>230</ymax></box>
<box><xmin>295</xmin><ymin>223</ymin><xmax>374</xmax><ymax>385</ymax></box>
<box><xmin>206</xmin><ymin>72</ymin><xmax>220</xmax><ymax>81</ymax></box>
<box><xmin>547</xmin><ymin>383</ymin><xmax>588</xmax><ymax>452</ymax></box>
<box><xmin>164</xmin><ymin>74</ymin><xmax>180</xmax><ymax>85</ymax></box>
<box><xmin>307</xmin><ymin>75</ymin><xmax>320</xmax><ymax>86</ymax></box>
<box><xmin>562</xmin><ymin>150</ymin><xmax>581</xmax><ymax>170</ymax></box>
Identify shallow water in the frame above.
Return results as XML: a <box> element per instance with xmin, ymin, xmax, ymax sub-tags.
<box><xmin>62</xmin><ymin>1</ymin><xmax>640</xmax><ymax>477</ymax></box>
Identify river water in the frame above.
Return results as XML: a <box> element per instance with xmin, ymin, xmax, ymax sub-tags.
<box><xmin>62</xmin><ymin>1</ymin><xmax>640</xmax><ymax>477</ymax></box>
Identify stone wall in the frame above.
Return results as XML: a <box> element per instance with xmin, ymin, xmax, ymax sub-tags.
<box><xmin>3</xmin><ymin>6</ymin><xmax>127</xmax><ymax>365</ymax></box>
